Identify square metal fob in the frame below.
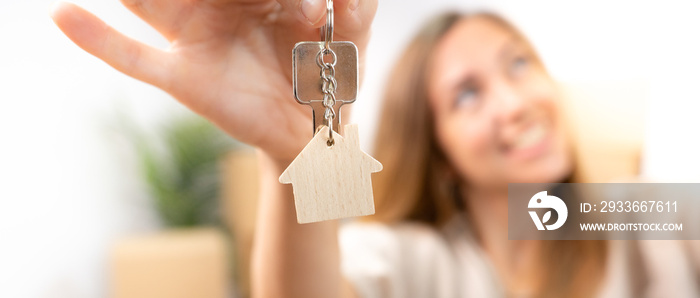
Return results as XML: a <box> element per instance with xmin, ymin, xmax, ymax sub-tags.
<box><xmin>293</xmin><ymin>41</ymin><xmax>358</xmax><ymax>104</ymax></box>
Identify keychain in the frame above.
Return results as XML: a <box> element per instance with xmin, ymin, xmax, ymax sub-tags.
<box><xmin>279</xmin><ymin>0</ymin><xmax>382</xmax><ymax>224</ymax></box>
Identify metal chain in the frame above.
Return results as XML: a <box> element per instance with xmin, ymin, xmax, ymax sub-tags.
<box><xmin>316</xmin><ymin>44</ymin><xmax>338</xmax><ymax>146</ymax></box>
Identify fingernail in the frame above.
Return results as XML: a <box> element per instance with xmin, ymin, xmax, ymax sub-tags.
<box><xmin>348</xmin><ymin>0</ymin><xmax>359</xmax><ymax>12</ymax></box>
<box><xmin>301</xmin><ymin>0</ymin><xmax>324</xmax><ymax>25</ymax></box>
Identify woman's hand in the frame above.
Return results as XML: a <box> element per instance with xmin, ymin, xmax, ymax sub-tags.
<box><xmin>51</xmin><ymin>0</ymin><xmax>377</xmax><ymax>162</ymax></box>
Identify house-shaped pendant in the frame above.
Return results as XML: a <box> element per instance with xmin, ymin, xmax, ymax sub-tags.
<box><xmin>279</xmin><ymin>124</ymin><xmax>383</xmax><ymax>224</ymax></box>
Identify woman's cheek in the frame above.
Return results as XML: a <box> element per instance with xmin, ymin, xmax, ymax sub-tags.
<box><xmin>464</xmin><ymin>121</ymin><xmax>493</xmax><ymax>160</ymax></box>
<box><xmin>450</xmin><ymin>118</ymin><xmax>495</xmax><ymax>176</ymax></box>
<box><xmin>524</xmin><ymin>73</ymin><xmax>558</xmax><ymax>107</ymax></box>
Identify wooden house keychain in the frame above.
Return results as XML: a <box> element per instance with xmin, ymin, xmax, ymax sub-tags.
<box><xmin>279</xmin><ymin>0</ymin><xmax>382</xmax><ymax>224</ymax></box>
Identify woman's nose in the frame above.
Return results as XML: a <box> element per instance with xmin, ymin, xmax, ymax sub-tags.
<box><xmin>494</xmin><ymin>82</ymin><xmax>527</xmax><ymax>124</ymax></box>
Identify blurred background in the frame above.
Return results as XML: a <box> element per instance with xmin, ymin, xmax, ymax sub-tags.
<box><xmin>1</xmin><ymin>0</ymin><xmax>700</xmax><ymax>297</ymax></box>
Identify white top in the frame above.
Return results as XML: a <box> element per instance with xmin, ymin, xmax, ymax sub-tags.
<box><xmin>339</xmin><ymin>215</ymin><xmax>700</xmax><ymax>298</ymax></box>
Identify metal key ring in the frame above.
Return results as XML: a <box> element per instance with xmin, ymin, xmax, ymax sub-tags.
<box><xmin>320</xmin><ymin>0</ymin><xmax>334</xmax><ymax>51</ymax></box>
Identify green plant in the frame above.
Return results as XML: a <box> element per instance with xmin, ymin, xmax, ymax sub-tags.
<box><xmin>135</xmin><ymin>116</ymin><xmax>238</xmax><ymax>227</ymax></box>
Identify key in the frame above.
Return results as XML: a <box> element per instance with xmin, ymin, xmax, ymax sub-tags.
<box><xmin>293</xmin><ymin>41</ymin><xmax>358</xmax><ymax>134</ymax></box>
<box><xmin>293</xmin><ymin>41</ymin><xmax>358</xmax><ymax>103</ymax></box>
<box><xmin>281</xmin><ymin>0</ymin><xmax>382</xmax><ymax>224</ymax></box>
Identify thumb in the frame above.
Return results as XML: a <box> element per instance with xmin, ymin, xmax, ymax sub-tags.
<box><xmin>277</xmin><ymin>0</ymin><xmax>376</xmax><ymax>42</ymax></box>
<box><xmin>277</xmin><ymin>0</ymin><xmax>327</xmax><ymax>26</ymax></box>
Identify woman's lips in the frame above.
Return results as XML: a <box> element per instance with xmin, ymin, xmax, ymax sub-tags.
<box><xmin>502</xmin><ymin>123</ymin><xmax>551</xmax><ymax>161</ymax></box>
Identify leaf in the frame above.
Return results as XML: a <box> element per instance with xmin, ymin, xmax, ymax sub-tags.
<box><xmin>542</xmin><ymin>211</ymin><xmax>552</xmax><ymax>224</ymax></box>
<box><xmin>128</xmin><ymin>113</ymin><xmax>239</xmax><ymax>228</ymax></box>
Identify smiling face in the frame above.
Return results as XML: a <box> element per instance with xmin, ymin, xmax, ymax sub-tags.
<box><xmin>427</xmin><ymin>16</ymin><xmax>572</xmax><ymax>192</ymax></box>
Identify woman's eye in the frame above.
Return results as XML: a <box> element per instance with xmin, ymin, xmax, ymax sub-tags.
<box><xmin>454</xmin><ymin>87</ymin><xmax>479</xmax><ymax>109</ymax></box>
<box><xmin>510</xmin><ymin>55</ymin><xmax>529</xmax><ymax>76</ymax></box>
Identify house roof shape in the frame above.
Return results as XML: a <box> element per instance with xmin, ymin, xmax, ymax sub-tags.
<box><xmin>279</xmin><ymin>124</ymin><xmax>383</xmax><ymax>224</ymax></box>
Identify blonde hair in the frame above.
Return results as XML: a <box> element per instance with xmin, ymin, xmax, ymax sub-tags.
<box><xmin>369</xmin><ymin>12</ymin><xmax>608</xmax><ymax>297</ymax></box>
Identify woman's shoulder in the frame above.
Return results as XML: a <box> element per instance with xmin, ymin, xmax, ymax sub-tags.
<box><xmin>338</xmin><ymin>220</ymin><xmax>454</xmax><ymax>268</ymax></box>
<box><xmin>339</xmin><ymin>220</ymin><xmax>454</xmax><ymax>257</ymax></box>
<box><xmin>599</xmin><ymin>240</ymin><xmax>700</xmax><ymax>298</ymax></box>
<box><xmin>633</xmin><ymin>240</ymin><xmax>699</xmax><ymax>297</ymax></box>
<box><xmin>339</xmin><ymin>220</ymin><xmax>463</xmax><ymax>298</ymax></box>
<box><xmin>339</xmin><ymin>214</ymin><xmax>476</xmax><ymax>246</ymax></box>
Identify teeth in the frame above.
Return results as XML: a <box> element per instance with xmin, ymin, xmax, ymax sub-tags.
<box><xmin>511</xmin><ymin>124</ymin><xmax>546</xmax><ymax>150</ymax></box>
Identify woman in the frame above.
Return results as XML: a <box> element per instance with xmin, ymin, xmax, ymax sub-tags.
<box><xmin>354</xmin><ymin>12</ymin><xmax>606</xmax><ymax>297</ymax></box>
<box><xmin>50</xmin><ymin>1</ymin><xmax>698</xmax><ymax>297</ymax></box>
<box><xmin>341</xmin><ymin>12</ymin><xmax>693</xmax><ymax>298</ymax></box>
